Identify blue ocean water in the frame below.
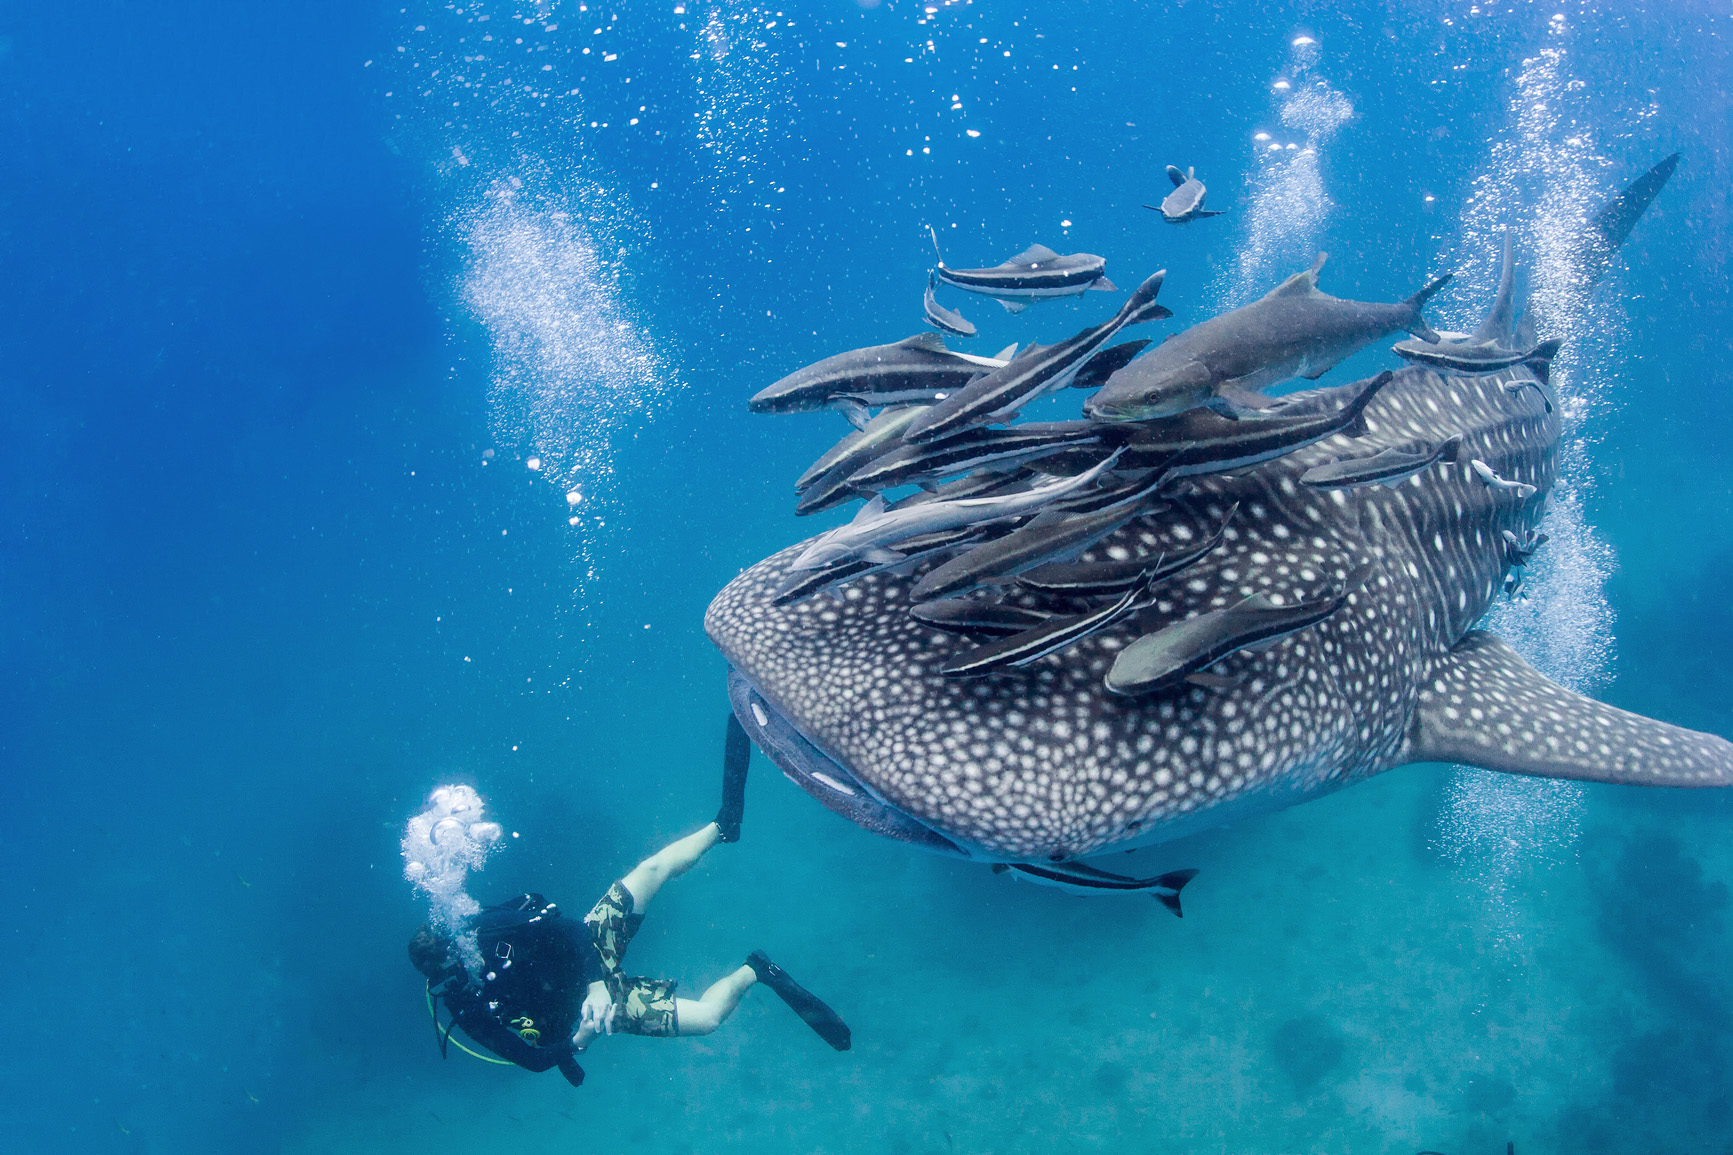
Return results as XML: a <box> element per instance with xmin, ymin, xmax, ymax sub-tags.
<box><xmin>4</xmin><ymin>1</ymin><xmax>1733</xmax><ymax>1151</ymax></box>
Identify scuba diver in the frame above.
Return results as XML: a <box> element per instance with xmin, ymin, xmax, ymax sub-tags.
<box><xmin>408</xmin><ymin>717</ymin><xmax>851</xmax><ymax>1087</ymax></box>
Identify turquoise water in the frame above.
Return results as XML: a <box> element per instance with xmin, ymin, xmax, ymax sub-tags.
<box><xmin>4</xmin><ymin>2</ymin><xmax>1733</xmax><ymax>1151</ymax></box>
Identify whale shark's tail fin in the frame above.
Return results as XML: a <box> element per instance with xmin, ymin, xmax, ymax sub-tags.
<box><xmin>1403</xmin><ymin>631</ymin><xmax>1733</xmax><ymax>786</ymax></box>
<box><xmin>1582</xmin><ymin>152</ymin><xmax>1680</xmax><ymax>286</ymax></box>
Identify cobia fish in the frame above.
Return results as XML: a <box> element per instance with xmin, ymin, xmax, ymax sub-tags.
<box><xmin>1147</xmin><ymin>165</ymin><xmax>1225</xmax><ymax>225</ymax></box>
<box><xmin>1392</xmin><ymin>233</ymin><xmax>1561</xmax><ymax>374</ymax></box>
<box><xmin>933</xmin><ymin>242</ymin><xmax>1118</xmax><ymax>314</ymax></box>
<box><xmin>1084</xmin><ymin>254</ymin><xmax>1449</xmax><ymax>421</ymax></box>
<box><xmin>790</xmin><ymin>452</ymin><xmax>1122</xmax><ymax>572</ymax></box>
<box><xmin>1300</xmin><ymin>435</ymin><xmax>1462</xmax><ymax>490</ymax></box>
<box><xmin>750</xmin><ymin>333</ymin><xmax>1009</xmax><ymax>428</ymax></box>
<box><xmin>922</xmin><ymin>271</ymin><xmax>978</xmax><ymax>338</ymax></box>
<box><xmin>903</xmin><ymin>270</ymin><xmax>1171</xmax><ymax>445</ymax></box>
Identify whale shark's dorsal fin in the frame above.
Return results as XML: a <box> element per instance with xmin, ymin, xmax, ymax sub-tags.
<box><xmin>1472</xmin><ymin>230</ymin><xmax>1518</xmax><ymax>345</ymax></box>
<box><xmin>1403</xmin><ymin>631</ymin><xmax>1733</xmax><ymax>786</ymax></box>
<box><xmin>1166</xmin><ymin>165</ymin><xmax>1187</xmax><ymax>187</ymax></box>
<box><xmin>1267</xmin><ymin>253</ymin><xmax>1328</xmax><ymax>298</ymax></box>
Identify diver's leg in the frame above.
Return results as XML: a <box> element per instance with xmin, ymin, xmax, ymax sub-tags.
<box><xmin>619</xmin><ymin>823</ymin><xmax>720</xmax><ymax>910</ymax></box>
<box><xmin>673</xmin><ymin>965</ymin><xmax>757</xmax><ymax>1036</ymax></box>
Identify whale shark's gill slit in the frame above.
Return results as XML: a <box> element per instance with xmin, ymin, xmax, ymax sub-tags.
<box><xmin>726</xmin><ymin>670</ymin><xmax>968</xmax><ymax>859</ymax></box>
<box><xmin>1434</xmin><ymin>20</ymin><xmax>1647</xmax><ymax>917</ymax></box>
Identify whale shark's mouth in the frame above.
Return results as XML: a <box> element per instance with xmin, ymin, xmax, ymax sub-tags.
<box><xmin>725</xmin><ymin>668</ymin><xmax>971</xmax><ymax>860</ymax></box>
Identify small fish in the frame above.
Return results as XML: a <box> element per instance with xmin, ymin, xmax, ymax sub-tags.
<box><xmin>1086</xmin><ymin>254</ymin><xmax>1448</xmax><ymax>421</ymax></box>
<box><xmin>773</xmin><ymin>526</ymin><xmax>989</xmax><ymax>605</ymax></box>
<box><xmin>991</xmin><ymin>860</ymin><xmax>1199</xmax><ymax>916</ymax></box>
<box><xmin>1470</xmin><ymin>458</ymin><xmax>1537</xmax><ymax>500</ymax></box>
<box><xmin>1041</xmin><ymin>371</ymin><xmax>1394</xmax><ymax>479</ymax></box>
<box><xmin>943</xmin><ymin>562</ymin><xmax>1169</xmax><ymax>677</ymax></box>
<box><xmin>887</xmin><ymin>467</ymin><xmax>1036</xmax><ymax>511</ymax></box>
<box><xmin>245</xmin><ymin>1088</ymin><xmax>261</xmax><ymax>1104</ymax></box>
<box><xmin>796</xmin><ymin>405</ymin><xmax>930</xmax><ymax>493</ymax></box>
<box><xmin>750</xmin><ymin>333</ymin><xmax>1007</xmax><ymax>423</ymax></box>
<box><xmin>1501</xmin><ymin>527</ymin><xmax>1548</xmax><ymax>567</ymax></box>
<box><xmin>1105</xmin><ymin>574</ymin><xmax>1365</xmax><ymax>696</ymax></box>
<box><xmin>1146</xmin><ymin>164</ymin><xmax>1225</xmax><ymax>225</ymax></box>
<box><xmin>923</xmin><ymin>270</ymin><xmax>978</xmax><ymax>338</ymax></box>
<box><xmin>1301</xmin><ymin>435</ymin><xmax>1462</xmax><ymax>490</ymax></box>
<box><xmin>1502</xmin><ymin>373</ymin><xmax>1555</xmax><ymax>412</ymax></box>
<box><xmin>235</xmin><ymin>872</ymin><xmax>252</xmax><ymax>888</ymax></box>
<box><xmin>1394</xmin><ymin>233</ymin><xmax>1562</xmax><ymax>373</ymax></box>
<box><xmin>933</xmin><ymin>242</ymin><xmax>1118</xmax><ymax>314</ymax></box>
<box><xmin>791</xmin><ymin>451</ymin><xmax>1122</xmax><ymax>572</ymax></box>
<box><xmin>904</xmin><ymin>270</ymin><xmax>1171</xmax><ymax>444</ymax></box>
<box><xmin>912</xmin><ymin>499</ymin><xmax>1147</xmax><ymax>601</ymax></box>
<box><xmin>1043</xmin><ymin>464</ymin><xmax>1175</xmax><ymax>515</ymax></box>
<box><xmin>910</xmin><ymin>599</ymin><xmax>1053</xmax><ymax>638</ymax></box>
<box><xmin>795</xmin><ymin>407</ymin><xmax>934</xmax><ymax>516</ymax></box>
<box><xmin>1017</xmin><ymin>505</ymin><xmax>1237</xmax><ymax>596</ymax></box>
<box><xmin>1500</xmin><ymin>528</ymin><xmax>1548</xmax><ymax>601</ymax></box>
<box><xmin>1071</xmin><ymin>339</ymin><xmax>1153</xmax><ymax>391</ymax></box>
<box><xmin>847</xmin><ymin>422</ymin><xmax>1106</xmax><ymax>493</ymax></box>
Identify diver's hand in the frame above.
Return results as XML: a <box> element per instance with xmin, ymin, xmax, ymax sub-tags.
<box><xmin>580</xmin><ymin>981</ymin><xmax>616</xmax><ymax>1037</ymax></box>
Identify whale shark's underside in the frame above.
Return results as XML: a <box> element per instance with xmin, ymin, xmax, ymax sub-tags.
<box><xmin>708</xmin><ymin>359</ymin><xmax>1732</xmax><ymax>865</ymax></box>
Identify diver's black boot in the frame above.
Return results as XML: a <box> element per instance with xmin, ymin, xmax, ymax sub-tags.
<box><xmin>715</xmin><ymin>713</ymin><xmax>751</xmax><ymax>843</ymax></box>
<box><xmin>746</xmin><ymin>950</ymin><xmax>851</xmax><ymax>1051</ymax></box>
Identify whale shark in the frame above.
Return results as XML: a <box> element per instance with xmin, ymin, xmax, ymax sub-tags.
<box><xmin>711</xmin><ymin>154</ymin><xmax>1719</xmax><ymax>880</ymax></box>
<box><xmin>710</xmin><ymin>360</ymin><xmax>1733</xmax><ymax>868</ymax></box>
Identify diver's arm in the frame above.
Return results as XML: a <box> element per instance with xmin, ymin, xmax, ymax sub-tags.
<box><xmin>574</xmin><ymin>980</ymin><xmax>615</xmax><ymax>1049</ymax></box>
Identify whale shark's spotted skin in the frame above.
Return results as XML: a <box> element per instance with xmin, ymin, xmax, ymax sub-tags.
<box><xmin>707</xmin><ymin>365</ymin><xmax>1733</xmax><ymax>861</ymax></box>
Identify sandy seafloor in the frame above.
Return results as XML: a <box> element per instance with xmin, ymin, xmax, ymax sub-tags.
<box><xmin>7</xmin><ymin>0</ymin><xmax>1733</xmax><ymax>1152</ymax></box>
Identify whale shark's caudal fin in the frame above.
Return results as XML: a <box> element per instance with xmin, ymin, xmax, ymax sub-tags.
<box><xmin>1402</xmin><ymin>632</ymin><xmax>1733</xmax><ymax>786</ymax></box>
<box><xmin>1582</xmin><ymin>152</ymin><xmax>1679</xmax><ymax>286</ymax></box>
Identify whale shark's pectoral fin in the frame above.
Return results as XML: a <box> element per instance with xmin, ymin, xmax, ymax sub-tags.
<box><xmin>998</xmin><ymin>298</ymin><xmax>1030</xmax><ymax>314</ymax></box>
<box><xmin>1403</xmin><ymin>631</ymin><xmax>1733</xmax><ymax>786</ymax></box>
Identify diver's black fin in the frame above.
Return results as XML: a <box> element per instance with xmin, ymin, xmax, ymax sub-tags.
<box><xmin>557</xmin><ymin>1051</ymin><xmax>586</xmax><ymax>1087</ymax></box>
<box><xmin>717</xmin><ymin>713</ymin><xmax>751</xmax><ymax>842</ymax></box>
<box><xmin>1151</xmin><ymin>868</ymin><xmax>1200</xmax><ymax>918</ymax></box>
<box><xmin>433</xmin><ymin>990</ymin><xmax>457</xmax><ymax>1060</ymax></box>
<box><xmin>747</xmin><ymin>951</ymin><xmax>851</xmax><ymax>1051</ymax></box>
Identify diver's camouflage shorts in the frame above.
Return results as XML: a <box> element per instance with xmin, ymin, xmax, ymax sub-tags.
<box><xmin>583</xmin><ymin>881</ymin><xmax>680</xmax><ymax>1038</ymax></box>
